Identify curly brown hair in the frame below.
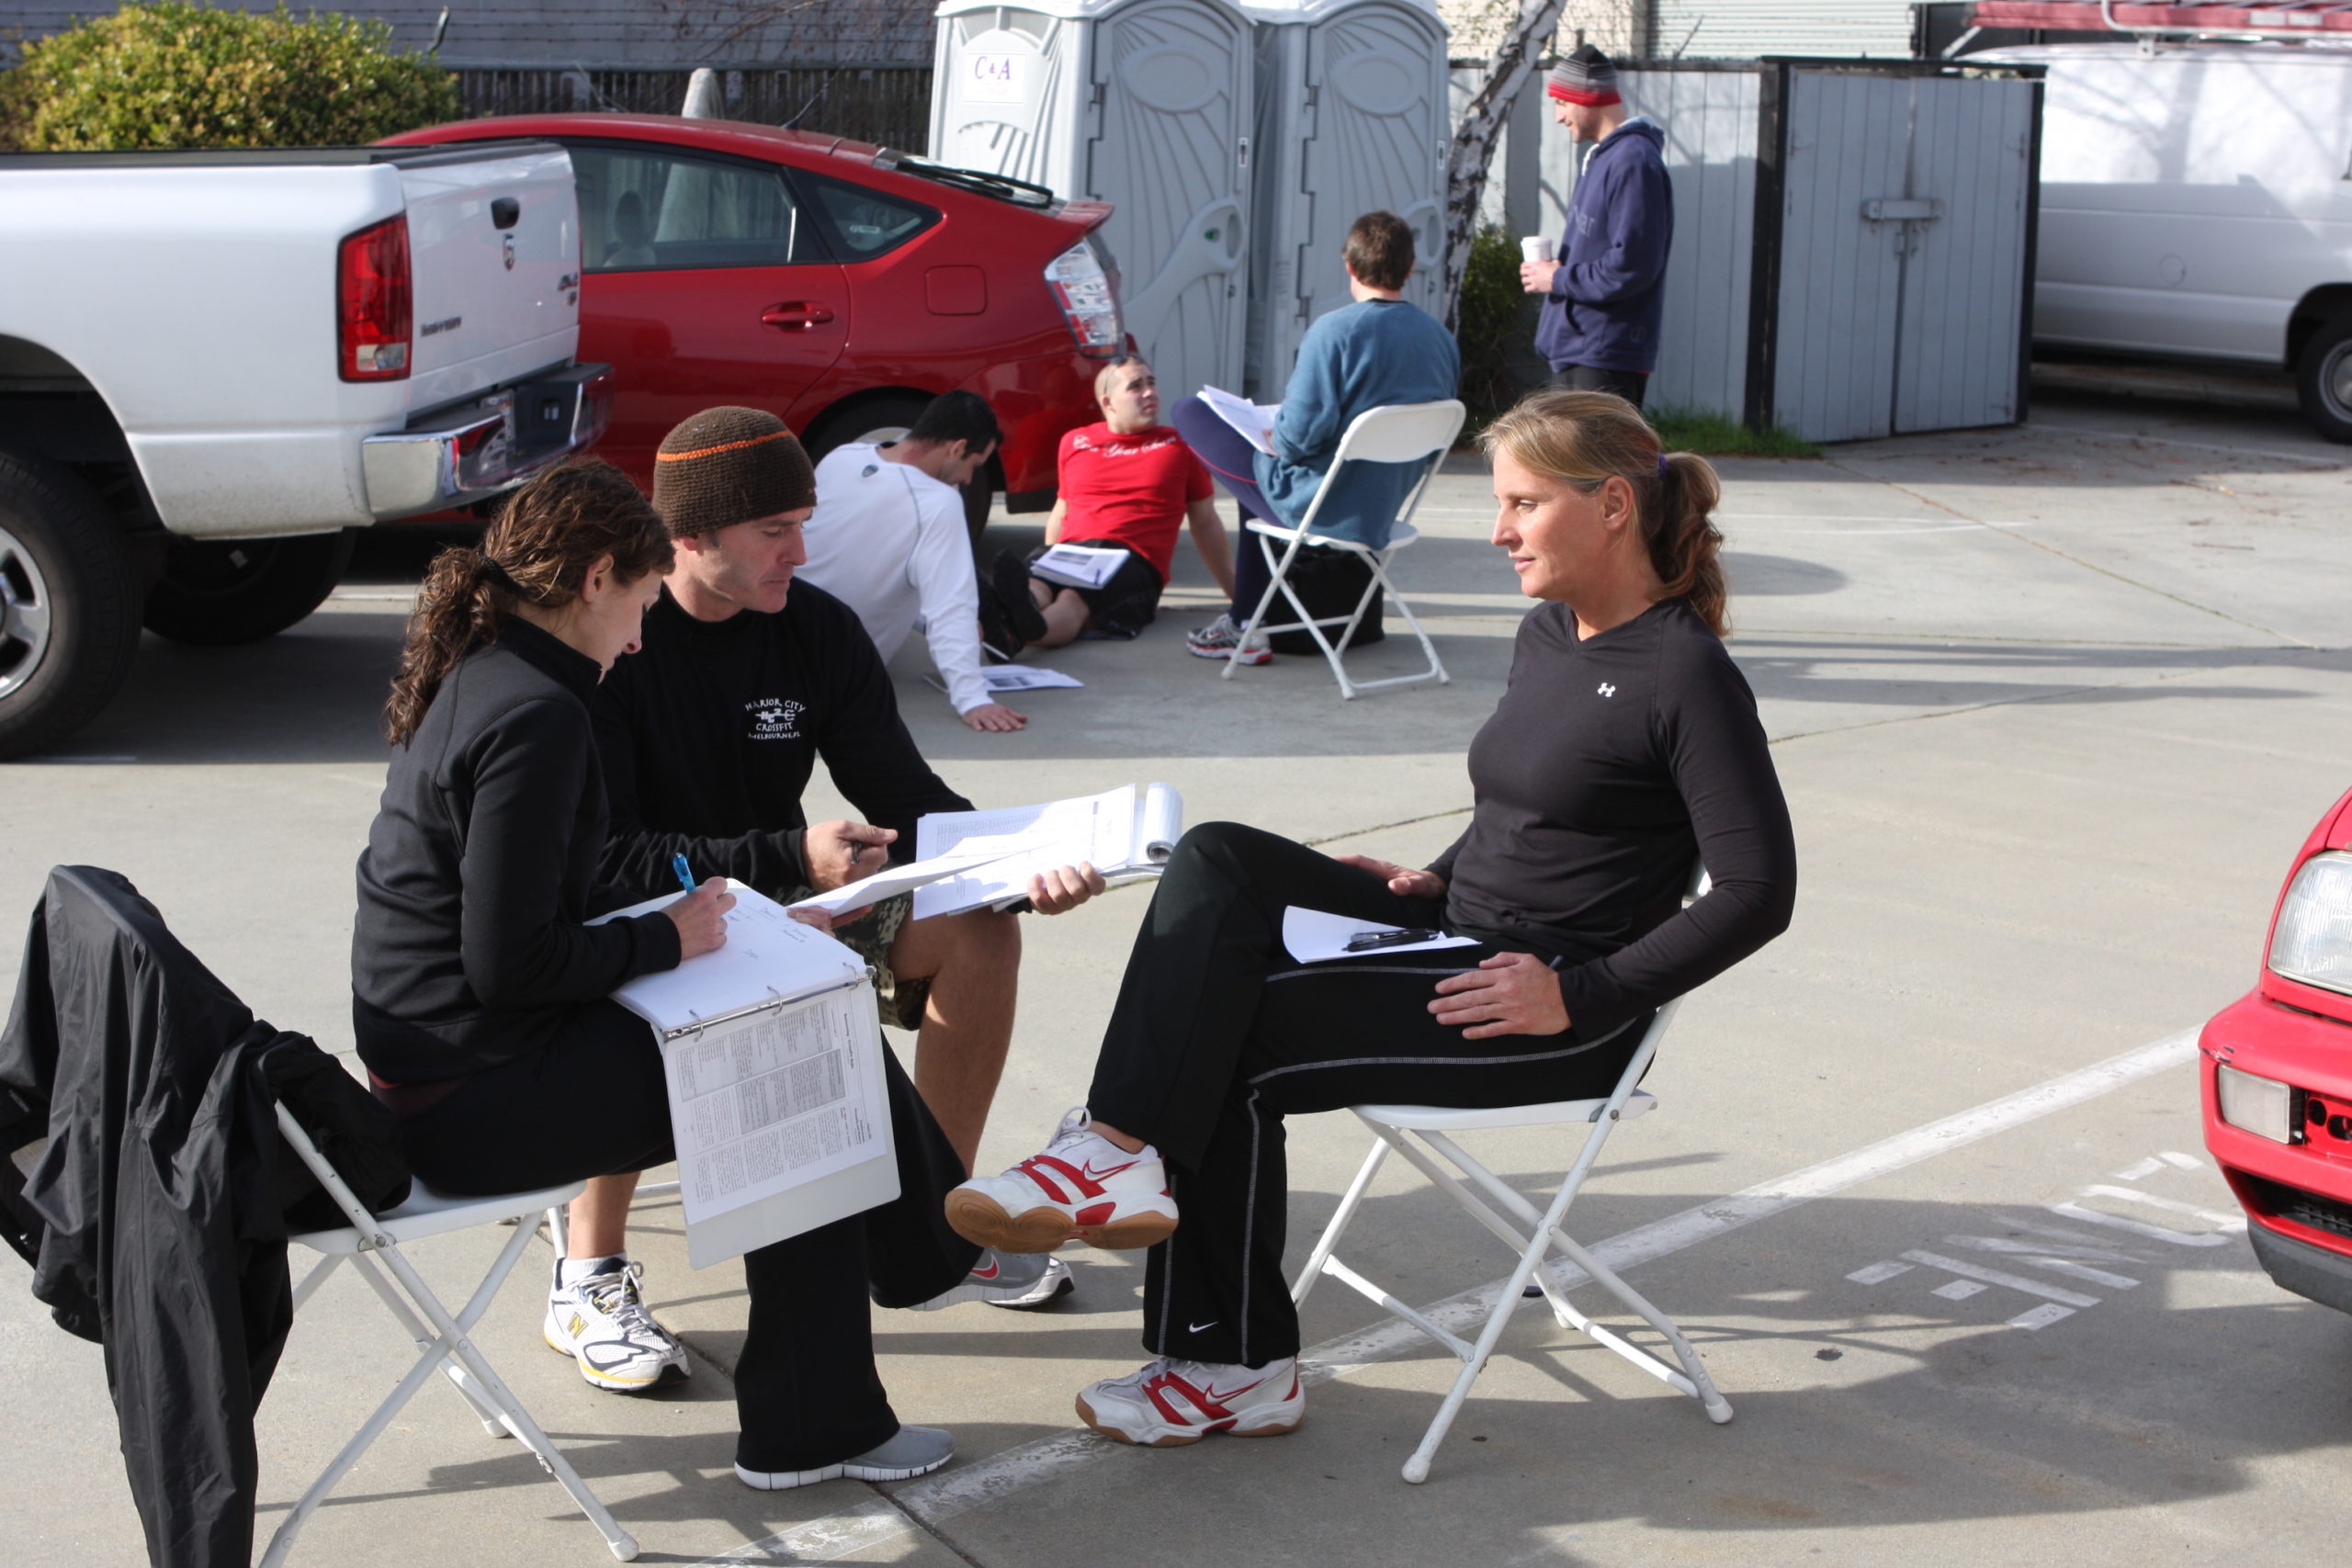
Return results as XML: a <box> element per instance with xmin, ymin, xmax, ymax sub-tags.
<box><xmin>382</xmin><ymin>460</ymin><xmax>673</xmax><ymax>746</ymax></box>
<box><xmin>1478</xmin><ymin>389</ymin><xmax>1729</xmax><ymax>636</ymax></box>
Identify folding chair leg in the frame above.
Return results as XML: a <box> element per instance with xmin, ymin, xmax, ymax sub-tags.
<box><xmin>376</xmin><ymin>1245</ymin><xmax>640</xmax><ymax>1561</ymax></box>
<box><xmin>265</xmin><ymin>1220</ymin><xmax>639</xmax><ymax>1567</ymax></box>
<box><xmin>1293</xmin><ymin>1135</ymin><xmax>1391</xmax><ymax>1307</ymax></box>
<box><xmin>346</xmin><ymin>1248</ymin><xmax>512</xmax><ymax>1438</ymax></box>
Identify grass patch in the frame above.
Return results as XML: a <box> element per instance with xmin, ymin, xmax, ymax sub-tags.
<box><xmin>1647</xmin><ymin>405</ymin><xmax>1821</xmax><ymax>459</ymax></box>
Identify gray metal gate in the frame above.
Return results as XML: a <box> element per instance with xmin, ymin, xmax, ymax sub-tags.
<box><xmin>1758</xmin><ymin>63</ymin><xmax>2041</xmax><ymax>441</ymax></box>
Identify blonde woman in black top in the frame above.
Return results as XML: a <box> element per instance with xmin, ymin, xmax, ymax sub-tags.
<box><xmin>948</xmin><ymin>390</ymin><xmax>1799</xmax><ymax>1449</ymax></box>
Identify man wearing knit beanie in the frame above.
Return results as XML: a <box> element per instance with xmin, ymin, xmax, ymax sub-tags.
<box><xmin>574</xmin><ymin>405</ymin><xmax>1105</xmax><ymax>1489</ymax></box>
<box><xmin>1521</xmin><ymin>43</ymin><xmax>1676</xmax><ymax>408</ymax></box>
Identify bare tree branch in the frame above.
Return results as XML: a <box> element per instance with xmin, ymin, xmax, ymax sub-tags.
<box><xmin>1440</xmin><ymin>0</ymin><xmax>1569</xmax><ymax>331</ymax></box>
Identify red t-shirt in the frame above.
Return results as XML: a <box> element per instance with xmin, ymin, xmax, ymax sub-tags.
<box><xmin>1055</xmin><ymin>421</ymin><xmax>1214</xmax><ymax>583</ymax></box>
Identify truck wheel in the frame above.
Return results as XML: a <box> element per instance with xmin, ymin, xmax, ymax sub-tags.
<box><xmin>2294</xmin><ymin>316</ymin><xmax>2352</xmax><ymax>444</ymax></box>
<box><xmin>141</xmin><ymin>529</ymin><xmax>356</xmax><ymax>646</ymax></box>
<box><xmin>0</xmin><ymin>452</ymin><xmax>143</xmax><ymax>761</ymax></box>
<box><xmin>805</xmin><ymin>394</ymin><xmax>997</xmax><ymax>549</ymax></box>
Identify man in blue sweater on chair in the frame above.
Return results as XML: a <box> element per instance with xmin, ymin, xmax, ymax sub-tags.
<box><xmin>1171</xmin><ymin>209</ymin><xmax>1459</xmax><ymax>665</ymax></box>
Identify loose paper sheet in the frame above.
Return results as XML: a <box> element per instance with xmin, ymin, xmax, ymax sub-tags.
<box><xmin>1198</xmin><ymin>386</ymin><xmax>1282</xmax><ymax>457</ymax></box>
<box><xmin>1281</xmin><ymin>907</ymin><xmax>1481</xmax><ymax>964</ymax></box>
<box><xmin>925</xmin><ymin>665</ymin><xmax>1083</xmax><ymax>695</ymax></box>
<box><xmin>912</xmin><ymin>783</ymin><xmax>1183</xmax><ymax>919</ymax></box>
<box><xmin>786</xmin><ymin>846</ymin><xmax>1015</xmax><ymax>919</ymax></box>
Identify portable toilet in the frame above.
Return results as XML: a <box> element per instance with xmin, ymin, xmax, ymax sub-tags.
<box><xmin>1239</xmin><ymin>0</ymin><xmax>1450</xmax><ymax>401</ymax></box>
<box><xmin>931</xmin><ymin>0</ymin><xmax>1254</xmax><ymax>404</ymax></box>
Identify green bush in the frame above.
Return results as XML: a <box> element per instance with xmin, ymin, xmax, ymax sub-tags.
<box><xmin>0</xmin><ymin>3</ymin><xmax>458</xmax><ymax>152</ymax></box>
<box><xmin>1453</xmin><ymin>223</ymin><xmax>1528</xmax><ymax>428</ymax></box>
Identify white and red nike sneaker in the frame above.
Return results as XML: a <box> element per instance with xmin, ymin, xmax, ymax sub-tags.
<box><xmin>945</xmin><ymin>1107</ymin><xmax>1180</xmax><ymax>1253</ymax></box>
<box><xmin>1077</xmin><ymin>1356</ymin><xmax>1304</xmax><ymax>1447</ymax></box>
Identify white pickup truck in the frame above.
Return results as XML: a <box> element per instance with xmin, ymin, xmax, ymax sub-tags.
<box><xmin>0</xmin><ymin>141</ymin><xmax>612</xmax><ymax>757</ymax></box>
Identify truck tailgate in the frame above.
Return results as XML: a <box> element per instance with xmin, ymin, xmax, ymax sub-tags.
<box><xmin>397</xmin><ymin>143</ymin><xmax>581</xmax><ymax>413</ymax></box>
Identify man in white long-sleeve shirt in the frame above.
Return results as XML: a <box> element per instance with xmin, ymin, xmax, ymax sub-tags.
<box><xmin>800</xmin><ymin>390</ymin><xmax>1026</xmax><ymax>732</ymax></box>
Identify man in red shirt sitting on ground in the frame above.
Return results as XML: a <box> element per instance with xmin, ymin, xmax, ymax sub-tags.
<box><xmin>994</xmin><ymin>356</ymin><xmax>1235</xmax><ymax>648</ymax></box>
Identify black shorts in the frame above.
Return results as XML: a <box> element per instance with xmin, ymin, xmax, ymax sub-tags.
<box><xmin>1031</xmin><ymin>536</ymin><xmax>1165</xmax><ymax>639</ymax></box>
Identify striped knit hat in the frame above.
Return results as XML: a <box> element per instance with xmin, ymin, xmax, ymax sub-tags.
<box><xmin>1547</xmin><ymin>44</ymin><xmax>1621</xmax><ymax>107</ymax></box>
<box><xmin>650</xmin><ymin>407</ymin><xmax>816</xmax><ymax>536</ymax></box>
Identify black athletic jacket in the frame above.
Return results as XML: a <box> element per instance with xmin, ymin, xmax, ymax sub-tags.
<box><xmin>351</xmin><ymin>618</ymin><xmax>680</xmax><ymax>1084</ymax></box>
<box><xmin>1</xmin><ymin>865</ymin><xmax>408</xmax><ymax>1568</ymax></box>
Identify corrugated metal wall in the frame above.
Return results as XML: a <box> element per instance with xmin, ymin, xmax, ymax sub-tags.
<box><xmin>1651</xmin><ymin>0</ymin><xmax>1917</xmax><ymax>62</ymax></box>
<box><xmin>1617</xmin><ymin>69</ymin><xmax>1761</xmax><ymax>418</ymax></box>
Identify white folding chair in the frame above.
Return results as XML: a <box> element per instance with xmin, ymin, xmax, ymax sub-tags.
<box><xmin>1225</xmin><ymin>398</ymin><xmax>1465</xmax><ymax>699</ymax></box>
<box><xmin>265</xmin><ymin>1105</ymin><xmax>640</xmax><ymax>1566</ymax></box>
<box><xmin>1291</xmin><ymin>869</ymin><xmax>1732</xmax><ymax>1483</ymax></box>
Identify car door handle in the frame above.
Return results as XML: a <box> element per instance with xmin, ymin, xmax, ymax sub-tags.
<box><xmin>761</xmin><ymin>302</ymin><xmax>836</xmax><ymax>331</ymax></box>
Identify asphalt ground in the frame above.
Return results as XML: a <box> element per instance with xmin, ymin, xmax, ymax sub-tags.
<box><xmin>4</xmin><ymin>384</ymin><xmax>2347</xmax><ymax>1567</ymax></box>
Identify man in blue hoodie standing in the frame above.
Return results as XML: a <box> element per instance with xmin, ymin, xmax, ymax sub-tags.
<box><xmin>1521</xmin><ymin>45</ymin><xmax>1673</xmax><ymax>408</ymax></box>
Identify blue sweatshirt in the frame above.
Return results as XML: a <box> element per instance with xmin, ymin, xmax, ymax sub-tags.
<box><xmin>1254</xmin><ymin>297</ymin><xmax>1461</xmax><ymax>547</ymax></box>
<box><xmin>1535</xmin><ymin>117</ymin><xmax>1674</xmax><ymax>375</ymax></box>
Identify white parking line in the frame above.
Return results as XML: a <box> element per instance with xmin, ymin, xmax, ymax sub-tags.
<box><xmin>693</xmin><ymin>1029</ymin><xmax>2196</xmax><ymax>1566</ymax></box>
<box><xmin>1899</xmin><ymin>1250</ymin><xmax>2102</xmax><ymax>1309</ymax></box>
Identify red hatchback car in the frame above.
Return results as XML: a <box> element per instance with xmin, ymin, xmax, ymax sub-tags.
<box><xmin>382</xmin><ymin>114</ymin><xmax>1124</xmax><ymax>521</ymax></box>
<box><xmin>2201</xmin><ymin>784</ymin><xmax>2352</xmax><ymax>1313</ymax></box>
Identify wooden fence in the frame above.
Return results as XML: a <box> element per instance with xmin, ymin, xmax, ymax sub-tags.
<box><xmin>453</xmin><ymin>65</ymin><xmax>933</xmax><ymax>152</ymax></box>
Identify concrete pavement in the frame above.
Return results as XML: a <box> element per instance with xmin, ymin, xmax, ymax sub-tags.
<box><xmin>3</xmin><ymin>383</ymin><xmax>2347</xmax><ymax>1566</ymax></box>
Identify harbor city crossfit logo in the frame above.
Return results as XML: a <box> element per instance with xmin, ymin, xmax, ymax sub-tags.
<box><xmin>1597</xmin><ymin>682</ymin><xmax>1617</xmax><ymax>699</ymax></box>
<box><xmin>746</xmin><ymin>696</ymin><xmax>805</xmax><ymax>741</ymax></box>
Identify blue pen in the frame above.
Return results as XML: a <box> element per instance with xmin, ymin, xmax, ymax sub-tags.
<box><xmin>672</xmin><ymin>853</ymin><xmax>695</xmax><ymax>896</ymax></box>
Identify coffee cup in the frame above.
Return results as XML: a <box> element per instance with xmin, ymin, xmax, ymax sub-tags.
<box><xmin>1521</xmin><ymin>235</ymin><xmax>1556</xmax><ymax>264</ymax></box>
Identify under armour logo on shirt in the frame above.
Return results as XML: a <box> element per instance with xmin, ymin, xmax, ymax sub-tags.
<box><xmin>1597</xmin><ymin>682</ymin><xmax>1617</xmax><ymax>698</ymax></box>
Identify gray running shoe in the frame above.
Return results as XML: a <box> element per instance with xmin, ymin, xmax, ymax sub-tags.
<box><xmin>902</xmin><ymin>1248</ymin><xmax>1074</xmax><ymax>1311</ymax></box>
<box><xmin>735</xmin><ymin>1425</ymin><xmax>955</xmax><ymax>1489</ymax></box>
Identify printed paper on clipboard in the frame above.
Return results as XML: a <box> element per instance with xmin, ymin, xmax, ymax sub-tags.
<box><xmin>591</xmin><ymin>882</ymin><xmax>898</xmax><ymax>1268</ymax></box>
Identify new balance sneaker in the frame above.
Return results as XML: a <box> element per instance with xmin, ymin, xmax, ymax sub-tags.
<box><xmin>901</xmin><ymin>1248</ymin><xmax>1075</xmax><ymax>1311</ymax></box>
<box><xmin>1184</xmin><ymin>612</ymin><xmax>1272</xmax><ymax>665</ymax></box>
<box><xmin>544</xmin><ymin>1257</ymin><xmax>691</xmax><ymax>1393</ymax></box>
<box><xmin>735</xmin><ymin>1425</ymin><xmax>955</xmax><ymax>1490</ymax></box>
<box><xmin>1076</xmin><ymin>1356</ymin><xmax>1304</xmax><ymax>1447</ymax></box>
<box><xmin>945</xmin><ymin>1107</ymin><xmax>1179</xmax><ymax>1254</ymax></box>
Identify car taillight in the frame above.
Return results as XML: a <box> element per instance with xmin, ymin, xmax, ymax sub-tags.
<box><xmin>339</xmin><ymin>215</ymin><xmax>412</xmax><ymax>382</ymax></box>
<box><xmin>1045</xmin><ymin>236</ymin><xmax>1122</xmax><ymax>357</ymax></box>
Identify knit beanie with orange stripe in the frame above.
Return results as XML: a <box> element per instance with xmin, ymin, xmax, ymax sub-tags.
<box><xmin>650</xmin><ymin>407</ymin><xmax>816</xmax><ymax>536</ymax></box>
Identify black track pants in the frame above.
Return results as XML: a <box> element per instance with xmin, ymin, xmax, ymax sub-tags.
<box><xmin>1085</xmin><ymin>823</ymin><xmax>1645</xmax><ymax>1369</ymax></box>
<box><xmin>397</xmin><ymin>1002</ymin><xmax>977</xmax><ymax>1471</ymax></box>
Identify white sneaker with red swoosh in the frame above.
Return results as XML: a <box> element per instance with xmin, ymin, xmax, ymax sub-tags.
<box><xmin>946</xmin><ymin>1107</ymin><xmax>1179</xmax><ymax>1253</ymax></box>
<box><xmin>1077</xmin><ymin>1356</ymin><xmax>1304</xmax><ymax>1447</ymax></box>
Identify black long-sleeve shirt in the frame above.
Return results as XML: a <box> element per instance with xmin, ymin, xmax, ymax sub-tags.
<box><xmin>1430</xmin><ymin>597</ymin><xmax>1796</xmax><ymax>1038</ymax></box>
<box><xmin>594</xmin><ymin>583</ymin><xmax>970</xmax><ymax>906</ymax></box>
<box><xmin>351</xmin><ymin>618</ymin><xmax>681</xmax><ymax>1083</ymax></box>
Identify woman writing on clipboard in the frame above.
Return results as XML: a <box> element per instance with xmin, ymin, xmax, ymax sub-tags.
<box><xmin>351</xmin><ymin>461</ymin><xmax>975</xmax><ymax>1489</ymax></box>
<box><xmin>947</xmin><ymin>390</ymin><xmax>1800</xmax><ymax>1448</ymax></box>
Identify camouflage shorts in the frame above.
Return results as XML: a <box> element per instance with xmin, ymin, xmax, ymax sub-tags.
<box><xmin>787</xmin><ymin>886</ymin><xmax>927</xmax><ymax>1031</ymax></box>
